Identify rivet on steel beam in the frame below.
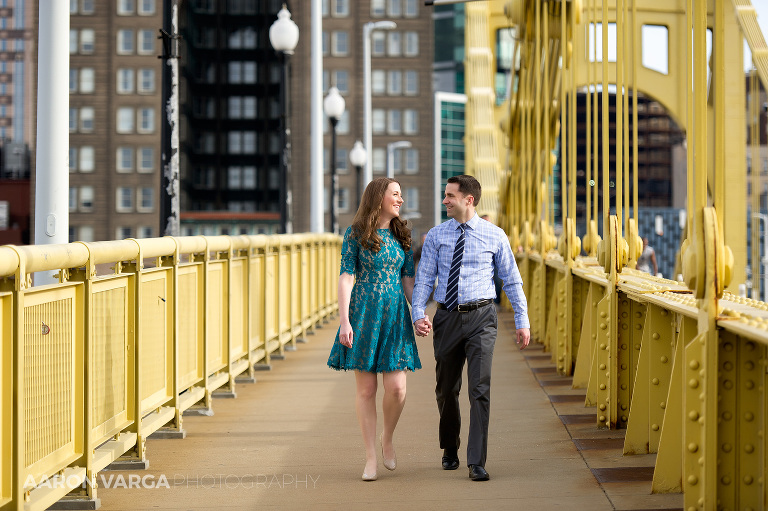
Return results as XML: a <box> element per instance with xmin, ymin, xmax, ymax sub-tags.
<box><xmin>621</xmin><ymin>415</ymin><xmax>627</xmax><ymax>422</ymax></box>
<box><xmin>661</xmin><ymin>310</ymin><xmax>668</xmax><ymax>316</ymax></box>
<box><xmin>621</xmin><ymin>344</ymin><xmax>627</xmax><ymax>350</ymax></box>
<box><xmin>688</xmin><ymin>379</ymin><xmax>699</xmax><ymax>389</ymax></box>
<box><xmin>689</xmin><ymin>360</ymin><xmax>699</xmax><ymax>370</ymax></box>
<box><xmin>745</xmin><ymin>412</ymin><xmax>754</xmax><ymax>422</ymax></box>
<box><xmin>723</xmin><ymin>342</ymin><xmax>733</xmax><ymax>352</ymax></box>
<box><xmin>558</xmin><ymin>356</ymin><xmax>564</xmax><ymax>361</ymax></box>
<box><xmin>722</xmin><ymin>443</ymin><xmax>732</xmax><ymax>452</ymax></box>
<box><xmin>600</xmin><ymin>311</ymin><xmax>607</xmax><ymax>318</ymax></box>
<box><xmin>721</xmin><ymin>476</ymin><xmax>731</xmax><ymax>485</ymax></box>
<box><xmin>698</xmin><ymin>417</ymin><xmax>705</xmax><ymax>425</ymax></box>
<box><xmin>723</xmin><ymin>361</ymin><xmax>733</xmax><ymax>371</ymax></box>
<box><xmin>620</xmin><ymin>384</ymin><xmax>627</xmax><ymax>390</ymax></box>
<box><xmin>599</xmin><ymin>384</ymin><xmax>606</xmax><ymax>390</ymax></box>
<box><xmin>599</xmin><ymin>415</ymin><xmax>606</xmax><ymax>422</ymax></box>
<box><xmin>634</xmin><ymin>343</ymin><xmax>640</xmax><ymax>349</ymax></box>
<box><xmin>599</xmin><ymin>364</ymin><xmax>606</xmax><ymax>370</ymax></box>
<box><xmin>660</xmin><ymin>401</ymin><xmax>666</xmax><ymax>409</ymax></box>
<box><xmin>746</xmin><ymin>361</ymin><xmax>755</xmax><ymax>370</ymax></box>
<box><xmin>599</xmin><ymin>343</ymin><xmax>606</xmax><ymax>350</ymax></box>
<box><xmin>746</xmin><ymin>380</ymin><xmax>755</xmax><ymax>389</ymax></box>
<box><xmin>660</xmin><ymin>356</ymin><xmax>668</xmax><ymax>363</ymax></box>
<box><xmin>652</xmin><ymin>333</ymin><xmax>660</xmax><ymax>340</ymax></box>
<box><xmin>688</xmin><ymin>411</ymin><xmax>699</xmax><ymax>421</ymax></box>
<box><xmin>744</xmin><ymin>444</ymin><xmax>754</xmax><ymax>453</ymax></box>
<box><xmin>652</xmin><ymin>378</ymin><xmax>659</xmax><ymax>385</ymax></box>
<box><xmin>744</xmin><ymin>475</ymin><xmax>754</xmax><ymax>485</ymax></box>
<box><xmin>722</xmin><ymin>411</ymin><xmax>732</xmax><ymax>420</ymax></box>
<box><xmin>600</xmin><ymin>323</ymin><xmax>607</xmax><ymax>330</ymax></box>
<box><xmin>687</xmin><ymin>475</ymin><xmax>698</xmax><ymax>485</ymax></box>
<box><xmin>651</xmin><ymin>424</ymin><xmax>659</xmax><ymax>431</ymax></box>
<box><xmin>635</xmin><ymin>311</ymin><xmax>642</xmax><ymax>318</ymax></box>
<box><xmin>635</xmin><ymin>324</ymin><xmax>642</xmax><ymax>330</ymax></box>
<box><xmin>687</xmin><ymin>443</ymin><xmax>698</xmax><ymax>452</ymax></box>
<box><xmin>723</xmin><ymin>380</ymin><xmax>733</xmax><ymax>390</ymax></box>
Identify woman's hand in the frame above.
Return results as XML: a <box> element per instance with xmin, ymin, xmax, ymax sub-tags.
<box><xmin>339</xmin><ymin>319</ymin><xmax>354</xmax><ymax>347</ymax></box>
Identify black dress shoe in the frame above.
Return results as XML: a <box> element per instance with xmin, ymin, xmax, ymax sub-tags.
<box><xmin>442</xmin><ymin>449</ymin><xmax>460</xmax><ymax>470</ymax></box>
<box><xmin>468</xmin><ymin>465</ymin><xmax>489</xmax><ymax>481</ymax></box>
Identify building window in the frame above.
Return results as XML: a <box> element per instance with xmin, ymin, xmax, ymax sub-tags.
<box><xmin>333</xmin><ymin>0</ymin><xmax>349</xmax><ymax>16</ymax></box>
<box><xmin>336</xmin><ymin>149</ymin><xmax>348</xmax><ymax>174</ymax></box>
<box><xmin>405</xmin><ymin>148</ymin><xmax>418</xmax><ymax>174</ymax></box>
<box><xmin>69</xmin><ymin>108</ymin><xmax>78</xmax><ymax>132</ymax></box>
<box><xmin>80</xmin><ymin>29</ymin><xmax>95</xmax><ymax>54</ymax></box>
<box><xmin>388</xmin><ymin>109</ymin><xmax>402</xmax><ymax>134</ymax></box>
<box><xmin>391</xmin><ymin>149</ymin><xmax>403</xmax><ymax>174</ymax></box>
<box><xmin>405</xmin><ymin>70</ymin><xmax>418</xmax><ymax>95</ymax></box>
<box><xmin>334</xmin><ymin>70</ymin><xmax>349</xmax><ymax>94</ymax></box>
<box><xmin>117</xmin><ymin>29</ymin><xmax>134</xmax><ymax>54</ymax></box>
<box><xmin>371</xmin><ymin>0</ymin><xmax>385</xmax><ymax>16</ymax></box>
<box><xmin>137</xmin><ymin>187</ymin><xmax>154</xmax><ymax>212</ymax></box>
<box><xmin>138</xmin><ymin>0</ymin><xmax>155</xmax><ymax>15</ymax></box>
<box><xmin>337</xmin><ymin>111</ymin><xmax>350</xmax><ymax>135</ymax></box>
<box><xmin>331</xmin><ymin>31</ymin><xmax>349</xmax><ymax>56</ymax></box>
<box><xmin>138</xmin><ymin>147</ymin><xmax>154</xmax><ymax>173</ymax></box>
<box><xmin>404</xmin><ymin>109</ymin><xmax>418</xmax><ymax>134</ymax></box>
<box><xmin>117</xmin><ymin>147</ymin><xmax>134</xmax><ymax>172</ymax></box>
<box><xmin>116</xmin><ymin>187</ymin><xmax>133</xmax><ymax>213</ymax></box>
<box><xmin>338</xmin><ymin>187</ymin><xmax>350</xmax><ymax>213</ymax></box>
<box><xmin>404</xmin><ymin>32</ymin><xmax>419</xmax><ymax>56</ymax></box>
<box><xmin>69</xmin><ymin>187</ymin><xmax>77</xmax><ymax>212</ymax></box>
<box><xmin>387</xmin><ymin>70</ymin><xmax>402</xmax><ymax>95</ymax></box>
<box><xmin>79</xmin><ymin>226</ymin><xmax>94</xmax><ymax>242</ymax></box>
<box><xmin>80</xmin><ymin>107</ymin><xmax>94</xmax><ymax>132</ymax></box>
<box><xmin>70</xmin><ymin>0</ymin><xmax>78</xmax><ymax>14</ymax></box>
<box><xmin>117</xmin><ymin>69</ymin><xmax>134</xmax><ymax>93</ymax></box>
<box><xmin>69</xmin><ymin>30</ymin><xmax>78</xmax><ymax>53</ymax></box>
<box><xmin>69</xmin><ymin>69</ymin><xmax>78</xmax><ymax>93</ymax></box>
<box><xmin>80</xmin><ymin>186</ymin><xmax>94</xmax><ymax>212</ymax></box>
<box><xmin>243</xmin><ymin>166</ymin><xmax>256</xmax><ymax>188</ymax></box>
<box><xmin>80</xmin><ymin>146</ymin><xmax>95</xmax><ymax>172</ymax></box>
<box><xmin>117</xmin><ymin>107</ymin><xmax>134</xmax><ymax>133</ymax></box>
<box><xmin>404</xmin><ymin>0</ymin><xmax>417</xmax><ymax>17</ymax></box>
<box><xmin>404</xmin><ymin>187</ymin><xmax>419</xmax><ymax>211</ymax></box>
<box><xmin>372</xmin><ymin>32</ymin><xmax>385</xmax><ymax>57</ymax></box>
<box><xmin>372</xmin><ymin>109</ymin><xmax>386</xmax><ymax>134</ymax></box>
<box><xmin>138</xmin><ymin>107</ymin><xmax>155</xmax><ymax>133</ymax></box>
<box><xmin>138</xmin><ymin>69</ymin><xmax>155</xmax><ymax>93</ymax></box>
<box><xmin>228</xmin><ymin>132</ymin><xmax>256</xmax><ymax>154</ymax></box>
<box><xmin>388</xmin><ymin>0</ymin><xmax>402</xmax><ymax>17</ymax></box>
<box><xmin>387</xmin><ymin>32</ymin><xmax>401</xmax><ymax>56</ymax></box>
<box><xmin>372</xmin><ymin>70</ymin><xmax>386</xmax><ymax>95</ymax></box>
<box><xmin>136</xmin><ymin>226</ymin><xmax>153</xmax><ymax>239</ymax></box>
<box><xmin>80</xmin><ymin>68</ymin><xmax>95</xmax><ymax>93</ymax></box>
<box><xmin>228</xmin><ymin>97</ymin><xmax>242</xmax><ymax>119</ymax></box>
<box><xmin>81</xmin><ymin>0</ymin><xmax>95</xmax><ymax>14</ymax></box>
<box><xmin>228</xmin><ymin>166</ymin><xmax>243</xmax><ymax>189</ymax></box>
<box><xmin>322</xmin><ymin>31</ymin><xmax>329</xmax><ymax>56</ymax></box>
<box><xmin>138</xmin><ymin>29</ymin><xmax>155</xmax><ymax>55</ymax></box>
<box><xmin>69</xmin><ymin>147</ymin><xmax>77</xmax><ymax>172</ymax></box>
<box><xmin>117</xmin><ymin>0</ymin><xmax>135</xmax><ymax>15</ymax></box>
<box><xmin>372</xmin><ymin>148</ymin><xmax>386</xmax><ymax>173</ymax></box>
<box><xmin>116</xmin><ymin>227</ymin><xmax>132</xmax><ymax>239</ymax></box>
<box><xmin>243</xmin><ymin>97</ymin><xmax>256</xmax><ymax>118</ymax></box>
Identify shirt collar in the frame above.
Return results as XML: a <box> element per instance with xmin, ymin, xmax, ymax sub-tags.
<box><xmin>451</xmin><ymin>213</ymin><xmax>479</xmax><ymax>231</ymax></box>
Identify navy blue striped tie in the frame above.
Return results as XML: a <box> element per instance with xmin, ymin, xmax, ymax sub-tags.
<box><xmin>444</xmin><ymin>223</ymin><xmax>466</xmax><ymax>312</ymax></box>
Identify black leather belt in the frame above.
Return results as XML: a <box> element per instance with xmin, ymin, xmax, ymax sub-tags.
<box><xmin>436</xmin><ymin>299</ymin><xmax>493</xmax><ymax>313</ymax></box>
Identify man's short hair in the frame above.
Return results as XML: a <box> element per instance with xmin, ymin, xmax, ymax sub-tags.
<box><xmin>447</xmin><ymin>175</ymin><xmax>481</xmax><ymax>206</ymax></box>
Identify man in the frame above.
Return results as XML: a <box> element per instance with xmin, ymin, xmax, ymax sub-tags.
<box><xmin>412</xmin><ymin>175</ymin><xmax>530</xmax><ymax>482</ymax></box>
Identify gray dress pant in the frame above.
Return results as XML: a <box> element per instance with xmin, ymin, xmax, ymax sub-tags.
<box><xmin>432</xmin><ymin>303</ymin><xmax>497</xmax><ymax>467</ymax></box>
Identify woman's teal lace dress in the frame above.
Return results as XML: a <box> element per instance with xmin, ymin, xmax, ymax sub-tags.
<box><xmin>327</xmin><ymin>227</ymin><xmax>421</xmax><ymax>373</ymax></box>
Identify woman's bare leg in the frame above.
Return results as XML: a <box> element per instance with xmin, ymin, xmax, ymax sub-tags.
<box><xmin>381</xmin><ymin>370</ymin><xmax>407</xmax><ymax>465</ymax></box>
<box><xmin>355</xmin><ymin>371</ymin><xmax>379</xmax><ymax>477</ymax></box>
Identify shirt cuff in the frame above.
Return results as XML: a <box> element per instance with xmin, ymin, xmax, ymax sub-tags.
<box><xmin>411</xmin><ymin>308</ymin><xmax>425</xmax><ymax>323</ymax></box>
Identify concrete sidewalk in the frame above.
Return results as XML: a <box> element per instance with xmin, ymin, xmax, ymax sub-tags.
<box><xmin>94</xmin><ymin>306</ymin><xmax>682</xmax><ymax>511</ymax></box>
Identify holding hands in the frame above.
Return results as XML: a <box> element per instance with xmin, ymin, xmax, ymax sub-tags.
<box><xmin>414</xmin><ymin>316</ymin><xmax>432</xmax><ymax>337</ymax></box>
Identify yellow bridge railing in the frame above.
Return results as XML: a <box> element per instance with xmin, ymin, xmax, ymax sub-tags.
<box><xmin>0</xmin><ymin>234</ymin><xmax>341</xmax><ymax>510</ymax></box>
<box><xmin>468</xmin><ymin>1</ymin><xmax>768</xmax><ymax>508</ymax></box>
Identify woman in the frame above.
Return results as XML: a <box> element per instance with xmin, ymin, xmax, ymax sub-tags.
<box><xmin>327</xmin><ymin>177</ymin><xmax>421</xmax><ymax>482</ymax></box>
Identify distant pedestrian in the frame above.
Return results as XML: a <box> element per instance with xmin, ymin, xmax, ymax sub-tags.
<box><xmin>637</xmin><ymin>237</ymin><xmax>658</xmax><ymax>275</ymax></box>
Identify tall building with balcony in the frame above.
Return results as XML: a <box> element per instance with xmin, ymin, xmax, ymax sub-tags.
<box><xmin>67</xmin><ymin>0</ymin><xmax>163</xmax><ymax>241</ymax></box>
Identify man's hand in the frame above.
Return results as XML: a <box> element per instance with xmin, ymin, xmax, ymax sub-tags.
<box><xmin>414</xmin><ymin>317</ymin><xmax>432</xmax><ymax>337</ymax></box>
<box><xmin>515</xmin><ymin>328</ymin><xmax>531</xmax><ymax>349</ymax></box>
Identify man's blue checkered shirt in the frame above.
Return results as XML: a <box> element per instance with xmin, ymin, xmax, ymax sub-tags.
<box><xmin>411</xmin><ymin>213</ymin><xmax>530</xmax><ymax>329</ymax></box>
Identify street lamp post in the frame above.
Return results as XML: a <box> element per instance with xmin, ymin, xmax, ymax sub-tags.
<box><xmin>269</xmin><ymin>4</ymin><xmax>299</xmax><ymax>234</ymax></box>
<box><xmin>387</xmin><ymin>141</ymin><xmax>412</xmax><ymax>179</ymax></box>
<box><xmin>324</xmin><ymin>87</ymin><xmax>345</xmax><ymax>235</ymax></box>
<box><xmin>349</xmin><ymin>140</ymin><xmax>367</xmax><ymax>208</ymax></box>
<box><xmin>363</xmin><ymin>21</ymin><xmax>396</xmax><ymax>188</ymax></box>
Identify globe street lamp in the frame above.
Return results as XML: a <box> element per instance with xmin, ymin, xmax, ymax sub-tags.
<box><xmin>387</xmin><ymin>140</ymin><xmax>412</xmax><ymax>179</ymax></box>
<box><xmin>349</xmin><ymin>140</ymin><xmax>367</xmax><ymax>209</ymax></box>
<box><xmin>269</xmin><ymin>4</ymin><xmax>299</xmax><ymax>234</ymax></box>
<box><xmin>324</xmin><ymin>87</ymin><xmax>345</xmax><ymax>235</ymax></box>
<box><xmin>363</xmin><ymin>21</ymin><xmax>396</xmax><ymax>188</ymax></box>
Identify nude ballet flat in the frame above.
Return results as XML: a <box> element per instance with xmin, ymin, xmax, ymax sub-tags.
<box><xmin>362</xmin><ymin>470</ymin><xmax>378</xmax><ymax>481</ymax></box>
<box><xmin>380</xmin><ymin>433</ymin><xmax>396</xmax><ymax>471</ymax></box>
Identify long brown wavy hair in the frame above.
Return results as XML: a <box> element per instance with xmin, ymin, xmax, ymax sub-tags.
<box><xmin>350</xmin><ymin>177</ymin><xmax>412</xmax><ymax>253</ymax></box>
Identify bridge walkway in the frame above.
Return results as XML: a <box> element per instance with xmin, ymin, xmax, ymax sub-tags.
<box><xmin>95</xmin><ymin>306</ymin><xmax>683</xmax><ymax>511</ymax></box>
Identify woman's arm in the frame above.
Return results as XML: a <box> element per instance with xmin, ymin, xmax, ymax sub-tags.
<box><xmin>338</xmin><ymin>272</ymin><xmax>355</xmax><ymax>347</ymax></box>
<box><xmin>402</xmin><ymin>276</ymin><xmax>415</xmax><ymax>305</ymax></box>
